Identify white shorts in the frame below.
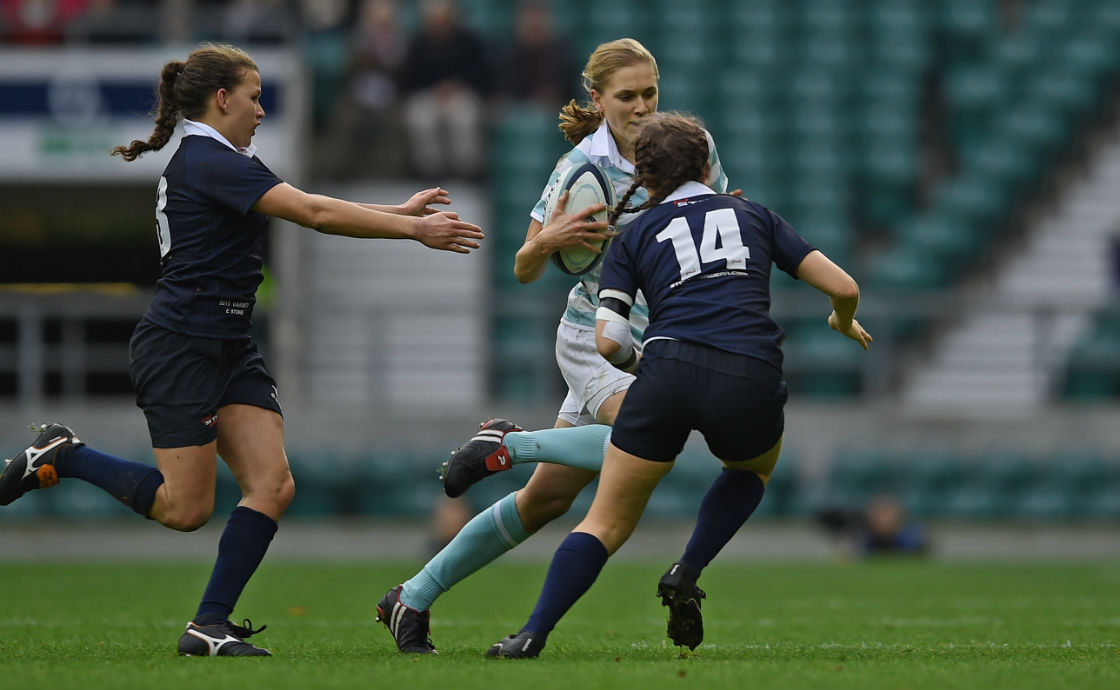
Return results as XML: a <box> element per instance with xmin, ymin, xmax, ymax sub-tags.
<box><xmin>554</xmin><ymin>320</ymin><xmax>634</xmax><ymax>426</ymax></box>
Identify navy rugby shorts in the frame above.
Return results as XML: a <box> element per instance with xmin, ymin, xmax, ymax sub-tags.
<box><xmin>128</xmin><ymin>319</ymin><xmax>283</xmax><ymax>448</ymax></box>
<box><xmin>610</xmin><ymin>339</ymin><xmax>787</xmax><ymax>463</ymax></box>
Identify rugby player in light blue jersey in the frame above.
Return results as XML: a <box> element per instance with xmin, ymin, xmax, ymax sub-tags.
<box><xmin>377</xmin><ymin>38</ymin><xmax>731</xmax><ymax>654</ymax></box>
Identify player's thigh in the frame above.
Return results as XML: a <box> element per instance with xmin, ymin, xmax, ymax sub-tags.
<box><xmin>695</xmin><ymin>353</ymin><xmax>788</xmax><ymax>479</ymax></box>
<box><xmin>213</xmin><ymin>337</ymin><xmax>290</xmax><ymax>500</ymax></box>
<box><xmin>555</xmin><ymin>322</ymin><xmax>633</xmax><ymax>423</ymax></box>
<box><xmin>577</xmin><ymin>443</ymin><xmax>672</xmax><ymax>554</ymax></box>
<box><xmin>595</xmin><ymin>389</ymin><xmax>627</xmax><ymax>425</ymax></box>
<box><xmin>129</xmin><ymin>320</ymin><xmax>226</xmax><ymax>449</ymax></box>
<box><xmin>216</xmin><ymin>404</ymin><xmax>292</xmax><ymax>514</ymax></box>
<box><xmin>608</xmin><ymin>355</ymin><xmax>694</xmax><ymax>463</ymax></box>
<box><xmin>152</xmin><ymin>442</ymin><xmax>219</xmax><ymax>511</ymax></box>
<box><xmin>719</xmin><ymin>435</ymin><xmax>783</xmax><ymax>484</ymax></box>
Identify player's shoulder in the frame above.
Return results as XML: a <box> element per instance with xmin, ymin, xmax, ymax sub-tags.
<box><xmin>177</xmin><ymin>135</ymin><xmax>234</xmax><ymax>169</ymax></box>
<box><xmin>541</xmin><ymin>149</ymin><xmax>590</xmax><ymax>191</ymax></box>
<box><xmin>556</xmin><ymin>147</ymin><xmax>592</xmax><ymax>171</ymax></box>
<box><xmin>179</xmin><ymin>133</ymin><xmax>226</xmax><ymax>154</ymax></box>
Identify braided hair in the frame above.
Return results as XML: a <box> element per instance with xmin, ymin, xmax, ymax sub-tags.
<box><xmin>607</xmin><ymin>112</ymin><xmax>710</xmax><ymax>228</ymax></box>
<box><xmin>112</xmin><ymin>43</ymin><xmax>258</xmax><ymax>162</ymax></box>
<box><xmin>558</xmin><ymin>38</ymin><xmax>659</xmax><ymax>145</ymax></box>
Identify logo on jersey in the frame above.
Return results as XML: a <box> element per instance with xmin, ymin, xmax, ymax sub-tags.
<box><xmin>201</xmin><ymin>413</ymin><xmax>218</xmax><ymax>427</ymax></box>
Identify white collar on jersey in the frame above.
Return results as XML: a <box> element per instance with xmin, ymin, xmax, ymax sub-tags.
<box><xmin>662</xmin><ymin>180</ymin><xmax>716</xmax><ymax>204</ymax></box>
<box><xmin>585</xmin><ymin>119</ymin><xmax>635</xmax><ymax>174</ymax></box>
<box><xmin>182</xmin><ymin>118</ymin><xmax>258</xmax><ymax>158</ymax></box>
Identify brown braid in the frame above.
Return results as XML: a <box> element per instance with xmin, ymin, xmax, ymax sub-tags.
<box><xmin>608</xmin><ymin>112</ymin><xmax>710</xmax><ymax>226</ymax></box>
<box><xmin>112</xmin><ymin>43</ymin><xmax>258</xmax><ymax>162</ymax></box>
<box><xmin>557</xmin><ymin>38</ymin><xmax>658</xmax><ymax>145</ymax></box>
<box><xmin>608</xmin><ymin>178</ymin><xmax>642</xmax><ymax>228</ymax></box>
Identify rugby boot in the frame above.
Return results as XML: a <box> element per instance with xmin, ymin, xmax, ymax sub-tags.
<box><xmin>485</xmin><ymin>629</ymin><xmax>544</xmax><ymax>659</ymax></box>
<box><xmin>657</xmin><ymin>561</ymin><xmax>706</xmax><ymax>650</ymax></box>
<box><xmin>376</xmin><ymin>585</ymin><xmax>437</xmax><ymax>654</ymax></box>
<box><xmin>440</xmin><ymin>418</ymin><xmax>522</xmax><ymax>498</ymax></box>
<box><xmin>178</xmin><ymin>619</ymin><xmax>271</xmax><ymax>656</ymax></box>
<box><xmin>0</xmin><ymin>423</ymin><xmax>82</xmax><ymax>506</ymax></box>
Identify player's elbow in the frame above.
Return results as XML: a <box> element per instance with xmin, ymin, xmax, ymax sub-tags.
<box><xmin>258</xmin><ymin>184</ymin><xmax>330</xmax><ymax>232</ymax></box>
<box><xmin>513</xmin><ymin>266</ymin><xmax>536</xmax><ymax>284</ymax></box>
<box><xmin>831</xmin><ymin>277</ymin><xmax>860</xmax><ymax>303</ymax></box>
<box><xmin>301</xmin><ymin>196</ymin><xmax>334</xmax><ymax>233</ymax></box>
<box><xmin>512</xmin><ymin>252</ymin><xmax>544</xmax><ymax>284</ymax></box>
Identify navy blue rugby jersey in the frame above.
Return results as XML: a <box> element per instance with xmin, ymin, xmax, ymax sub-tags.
<box><xmin>598</xmin><ymin>182</ymin><xmax>815</xmax><ymax>369</ymax></box>
<box><xmin>143</xmin><ymin>135</ymin><xmax>282</xmax><ymax>338</ymax></box>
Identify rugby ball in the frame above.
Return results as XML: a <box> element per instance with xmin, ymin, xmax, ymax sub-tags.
<box><xmin>543</xmin><ymin>162</ymin><xmax>617</xmax><ymax>275</ymax></box>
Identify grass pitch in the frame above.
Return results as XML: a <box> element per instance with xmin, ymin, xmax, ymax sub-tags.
<box><xmin>0</xmin><ymin>558</ymin><xmax>1116</xmax><ymax>689</ymax></box>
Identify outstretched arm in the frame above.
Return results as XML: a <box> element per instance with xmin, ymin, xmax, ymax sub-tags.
<box><xmin>357</xmin><ymin>186</ymin><xmax>452</xmax><ymax>217</ymax></box>
<box><xmin>254</xmin><ymin>183</ymin><xmax>484</xmax><ymax>253</ymax></box>
<box><xmin>795</xmin><ymin>250</ymin><xmax>872</xmax><ymax>349</ymax></box>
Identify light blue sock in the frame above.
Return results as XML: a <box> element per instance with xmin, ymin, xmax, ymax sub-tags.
<box><xmin>503</xmin><ymin>425</ymin><xmax>611</xmax><ymax>472</ymax></box>
<box><xmin>399</xmin><ymin>491</ymin><xmax>530</xmax><ymax>611</ymax></box>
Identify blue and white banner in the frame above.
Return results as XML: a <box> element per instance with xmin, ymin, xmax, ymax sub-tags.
<box><xmin>0</xmin><ymin>46</ymin><xmax>305</xmax><ymax>181</ymax></box>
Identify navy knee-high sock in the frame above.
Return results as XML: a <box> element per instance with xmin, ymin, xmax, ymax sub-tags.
<box><xmin>55</xmin><ymin>445</ymin><xmax>165</xmax><ymax>517</ymax></box>
<box><xmin>681</xmin><ymin>469</ymin><xmax>765</xmax><ymax>571</ymax></box>
<box><xmin>194</xmin><ymin>506</ymin><xmax>278</xmax><ymax>626</ymax></box>
<box><xmin>524</xmin><ymin>532</ymin><xmax>609</xmax><ymax>640</ymax></box>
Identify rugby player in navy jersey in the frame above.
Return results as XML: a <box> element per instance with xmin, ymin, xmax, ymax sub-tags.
<box><xmin>377</xmin><ymin>38</ymin><xmax>739</xmax><ymax>655</ymax></box>
<box><xmin>486</xmin><ymin>112</ymin><xmax>871</xmax><ymax>658</ymax></box>
<box><xmin>0</xmin><ymin>43</ymin><xmax>483</xmax><ymax>657</ymax></box>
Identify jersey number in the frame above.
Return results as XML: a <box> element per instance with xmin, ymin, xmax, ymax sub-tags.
<box><xmin>655</xmin><ymin>208</ymin><xmax>750</xmax><ymax>281</ymax></box>
<box><xmin>156</xmin><ymin>176</ymin><xmax>171</xmax><ymax>259</ymax></box>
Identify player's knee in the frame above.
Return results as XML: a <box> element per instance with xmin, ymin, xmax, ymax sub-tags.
<box><xmin>162</xmin><ymin>503</ymin><xmax>214</xmax><ymax>532</ymax></box>
<box><xmin>252</xmin><ymin>470</ymin><xmax>295</xmax><ymax>515</ymax></box>
<box><xmin>273</xmin><ymin>472</ymin><xmax>295</xmax><ymax>513</ymax></box>
<box><xmin>519</xmin><ymin>484</ymin><xmax>577</xmax><ymax>527</ymax></box>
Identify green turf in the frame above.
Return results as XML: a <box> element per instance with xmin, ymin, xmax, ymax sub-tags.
<box><xmin>0</xmin><ymin>559</ymin><xmax>1116</xmax><ymax>689</ymax></box>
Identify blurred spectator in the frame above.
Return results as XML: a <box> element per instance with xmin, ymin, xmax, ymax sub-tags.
<box><xmin>182</xmin><ymin>0</ymin><xmax>294</xmax><ymax>46</ymax></box>
<box><xmin>156</xmin><ymin>0</ymin><xmax>192</xmax><ymax>44</ymax></box>
<box><xmin>299</xmin><ymin>0</ymin><xmax>354</xmax><ymax>133</ymax></box>
<box><xmin>2</xmin><ymin>0</ymin><xmax>87</xmax><ymax>45</ymax></box>
<box><xmin>66</xmin><ymin>0</ymin><xmax>156</xmax><ymax>45</ymax></box>
<box><xmin>315</xmin><ymin>0</ymin><xmax>409</xmax><ymax>180</ymax></box>
<box><xmin>217</xmin><ymin>0</ymin><xmax>295</xmax><ymax>46</ymax></box>
<box><xmin>496</xmin><ymin>0</ymin><xmax>577</xmax><ymax>109</ymax></box>
<box><xmin>347</xmin><ymin>0</ymin><xmax>405</xmax><ymax>123</ymax></box>
<box><xmin>397</xmin><ymin>0</ymin><xmax>489</xmax><ymax>180</ymax></box>
<box><xmin>816</xmin><ymin>494</ymin><xmax>929</xmax><ymax>559</ymax></box>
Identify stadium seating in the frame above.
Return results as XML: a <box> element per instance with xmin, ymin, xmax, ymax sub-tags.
<box><xmin>487</xmin><ymin>103</ymin><xmax>573</xmax><ymax>399</ymax></box>
<box><xmin>479</xmin><ymin>1</ymin><xmax>1120</xmax><ymax>401</ymax></box>
<box><xmin>1061</xmin><ymin>303</ymin><xmax>1120</xmax><ymax>400</ymax></box>
<box><xmin>0</xmin><ymin>438</ymin><xmax>1114</xmax><ymax>524</ymax></box>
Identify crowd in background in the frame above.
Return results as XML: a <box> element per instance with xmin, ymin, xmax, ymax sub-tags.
<box><xmin>0</xmin><ymin>0</ymin><xmax>578</xmax><ymax>182</ymax></box>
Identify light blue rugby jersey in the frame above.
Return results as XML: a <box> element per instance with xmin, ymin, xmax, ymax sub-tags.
<box><xmin>531</xmin><ymin>119</ymin><xmax>728</xmax><ymax>340</ymax></box>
